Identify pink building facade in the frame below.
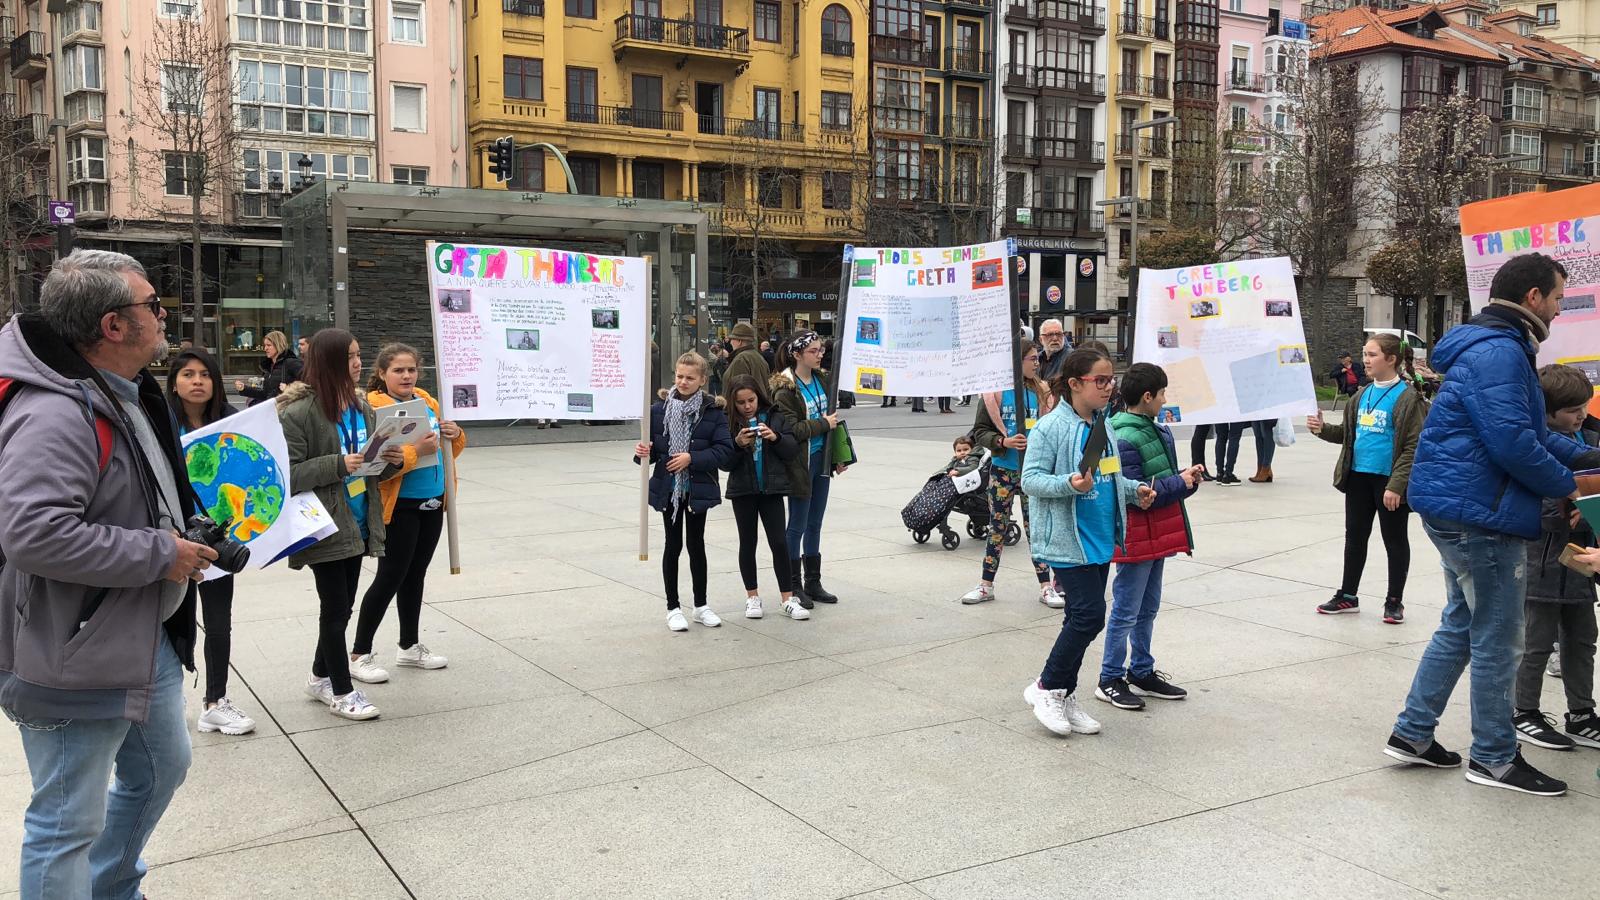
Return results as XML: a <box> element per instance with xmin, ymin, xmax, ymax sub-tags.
<box><xmin>373</xmin><ymin>0</ymin><xmax>466</xmax><ymax>187</ymax></box>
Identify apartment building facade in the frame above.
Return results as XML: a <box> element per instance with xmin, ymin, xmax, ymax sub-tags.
<box><xmin>464</xmin><ymin>0</ymin><xmax>871</xmax><ymax>332</ymax></box>
<box><xmin>1217</xmin><ymin>1</ymin><xmax>1307</xmax><ymax>212</ymax></box>
<box><xmin>1503</xmin><ymin>0</ymin><xmax>1600</xmax><ymax>57</ymax></box>
<box><xmin>1104</xmin><ymin>0</ymin><xmax>1175</xmax><ymax>320</ymax></box>
<box><xmin>994</xmin><ymin>0</ymin><xmax>1108</xmax><ymax>329</ymax></box>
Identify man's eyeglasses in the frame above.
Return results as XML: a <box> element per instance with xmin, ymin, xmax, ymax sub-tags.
<box><xmin>115</xmin><ymin>299</ymin><xmax>164</xmax><ymax>319</ymax></box>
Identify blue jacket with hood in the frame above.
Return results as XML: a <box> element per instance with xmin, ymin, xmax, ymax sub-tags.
<box><xmin>1406</xmin><ymin>304</ymin><xmax>1598</xmax><ymax>539</ymax></box>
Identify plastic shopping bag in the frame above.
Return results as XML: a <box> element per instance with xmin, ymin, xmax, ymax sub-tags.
<box><xmin>1273</xmin><ymin>416</ymin><xmax>1296</xmax><ymax>448</ymax></box>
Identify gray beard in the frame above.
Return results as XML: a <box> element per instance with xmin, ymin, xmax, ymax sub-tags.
<box><xmin>129</xmin><ymin>318</ymin><xmax>170</xmax><ymax>365</ymax></box>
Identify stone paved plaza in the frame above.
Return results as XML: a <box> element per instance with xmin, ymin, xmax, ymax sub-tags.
<box><xmin>1</xmin><ymin>405</ymin><xmax>1595</xmax><ymax>899</ymax></box>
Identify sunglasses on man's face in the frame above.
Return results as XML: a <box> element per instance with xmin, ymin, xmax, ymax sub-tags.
<box><xmin>116</xmin><ymin>299</ymin><xmax>164</xmax><ymax>319</ymax></box>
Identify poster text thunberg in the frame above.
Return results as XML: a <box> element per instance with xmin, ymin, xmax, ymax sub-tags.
<box><xmin>836</xmin><ymin>240</ymin><xmax>1016</xmax><ymax>398</ymax></box>
<box><xmin>425</xmin><ymin>242</ymin><xmax>648</xmax><ymax>421</ymax></box>
<box><xmin>1132</xmin><ymin>256</ymin><xmax>1318</xmax><ymax>427</ymax></box>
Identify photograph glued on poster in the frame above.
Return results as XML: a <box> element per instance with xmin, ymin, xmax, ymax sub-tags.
<box><xmin>1460</xmin><ymin>184</ymin><xmax>1600</xmax><ymax>416</ymax></box>
<box><xmin>425</xmin><ymin>241</ymin><xmax>648</xmax><ymax>421</ymax></box>
<box><xmin>1132</xmin><ymin>256</ymin><xmax>1317</xmax><ymax>426</ymax></box>
<box><xmin>835</xmin><ymin>241</ymin><xmax>1017</xmax><ymax>398</ymax></box>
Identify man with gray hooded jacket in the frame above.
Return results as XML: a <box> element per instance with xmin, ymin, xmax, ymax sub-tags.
<box><xmin>0</xmin><ymin>250</ymin><xmax>217</xmax><ymax>899</ymax></box>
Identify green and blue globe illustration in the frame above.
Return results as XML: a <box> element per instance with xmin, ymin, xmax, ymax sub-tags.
<box><xmin>185</xmin><ymin>433</ymin><xmax>285</xmax><ymax>543</ymax></box>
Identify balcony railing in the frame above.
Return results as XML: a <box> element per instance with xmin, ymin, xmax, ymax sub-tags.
<box><xmin>1016</xmin><ymin>206</ymin><xmax>1105</xmax><ymax>233</ymax></box>
<box><xmin>1004</xmin><ymin>62</ymin><xmax>1036</xmax><ymax>89</ymax></box>
<box><xmin>1226</xmin><ymin>71</ymin><xmax>1267</xmax><ymax>93</ymax></box>
<box><xmin>1037</xmin><ymin>0</ymin><xmax>1106</xmax><ymax>28</ymax></box>
<box><xmin>945</xmin><ymin>0</ymin><xmax>994</xmax><ymax>9</ymax></box>
<box><xmin>1114</xmin><ymin>133</ymin><xmax>1170</xmax><ymax>157</ymax></box>
<box><xmin>613</xmin><ymin>14</ymin><xmax>750</xmax><ymax>54</ymax></box>
<box><xmin>945</xmin><ymin>48</ymin><xmax>991</xmax><ymax>75</ymax></box>
<box><xmin>1174</xmin><ymin>82</ymin><xmax>1217</xmax><ymax>103</ymax></box>
<box><xmin>1118</xmin><ymin>13</ymin><xmax>1164</xmax><ymax>38</ymax></box>
<box><xmin>236</xmin><ymin>192</ymin><xmax>285</xmax><ymax>220</ymax></box>
<box><xmin>0</xmin><ymin>16</ymin><xmax>14</xmax><ymax>39</ymax></box>
<box><xmin>696</xmin><ymin>114</ymin><xmax>804</xmax><ymax>141</ymax></box>
<box><xmin>17</xmin><ymin>112</ymin><xmax>47</xmax><ymax>146</ymax></box>
<box><xmin>1545</xmin><ymin>160</ymin><xmax>1594</xmax><ymax>179</ymax></box>
<box><xmin>944</xmin><ymin>115</ymin><xmax>990</xmax><ymax>141</ymax></box>
<box><xmin>821</xmin><ymin>37</ymin><xmax>854</xmax><ymax>56</ymax></box>
<box><xmin>566</xmin><ymin>103</ymin><xmax>682</xmax><ymax>130</ymax></box>
<box><xmin>1005</xmin><ymin>133</ymin><xmax>1032</xmax><ymax>157</ymax></box>
<box><xmin>1036</xmin><ymin>135</ymin><xmax>1105</xmax><ymax>163</ymax></box>
<box><xmin>9</xmin><ymin>31</ymin><xmax>46</xmax><ymax>74</ymax></box>
<box><xmin>502</xmin><ymin>0</ymin><xmax>543</xmax><ymax>15</ymax></box>
<box><xmin>1546</xmin><ymin>110</ymin><xmax>1597</xmax><ymax>133</ymax></box>
<box><xmin>1117</xmin><ymin>74</ymin><xmax>1168</xmax><ymax>99</ymax></box>
<box><xmin>1039</xmin><ymin>68</ymin><xmax>1105</xmax><ymax>95</ymax></box>
<box><xmin>871</xmin><ymin>34</ymin><xmax>933</xmax><ymax>67</ymax></box>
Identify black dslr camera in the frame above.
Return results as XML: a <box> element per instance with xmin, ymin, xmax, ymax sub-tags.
<box><xmin>182</xmin><ymin>515</ymin><xmax>251</xmax><ymax>574</ymax></box>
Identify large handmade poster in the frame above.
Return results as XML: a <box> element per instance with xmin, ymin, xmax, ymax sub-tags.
<box><xmin>425</xmin><ymin>241</ymin><xmax>649</xmax><ymax>421</ymax></box>
<box><xmin>836</xmin><ymin>240</ymin><xmax>1016</xmax><ymax>397</ymax></box>
<box><xmin>1460</xmin><ymin>186</ymin><xmax>1600</xmax><ymax>415</ymax></box>
<box><xmin>1132</xmin><ymin>256</ymin><xmax>1318</xmax><ymax>427</ymax></box>
<box><xmin>180</xmin><ymin>402</ymin><xmax>337</xmax><ymax>578</ymax></box>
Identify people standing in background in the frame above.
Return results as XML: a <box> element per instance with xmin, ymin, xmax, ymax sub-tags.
<box><xmin>938</xmin><ymin>395</ymin><xmax>954</xmax><ymax>413</ymax></box>
<box><xmin>351</xmin><ymin>343</ymin><xmax>466</xmax><ymax>674</ymax></box>
<box><xmin>235</xmin><ymin>330</ymin><xmax>302</xmax><ymax>406</ymax></box>
<box><xmin>911</xmin><ymin>395</ymin><xmax>927</xmax><ymax>413</ymax></box>
<box><xmin>167</xmin><ymin>348</ymin><xmax>257</xmax><ymax>736</ymax></box>
<box><xmin>1190</xmin><ymin>425</ymin><xmax>1217</xmax><ymax>482</ymax></box>
<box><xmin>278</xmin><ymin>329</ymin><xmax>405</xmax><ymax>721</ymax></box>
<box><xmin>1308</xmin><ymin>333</ymin><xmax>1425</xmax><ymax>623</ymax></box>
<box><xmin>960</xmin><ymin>341</ymin><xmax>1062</xmax><ymax>608</ymax></box>
<box><xmin>771</xmin><ymin>332</ymin><xmax>845</xmax><ymax>608</ymax></box>
<box><xmin>635</xmin><ymin>352</ymin><xmax>735</xmax><ymax>632</ymax></box>
<box><xmin>1329</xmin><ymin>352</ymin><xmax>1367</xmax><ymax>397</ymax></box>
<box><xmin>1213</xmin><ymin>422</ymin><xmax>1248</xmax><ymax>486</ymax></box>
<box><xmin>1247</xmin><ymin>419</ymin><xmax>1278</xmax><ymax>484</ymax></box>
<box><xmin>1038</xmin><ymin>319</ymin><xmax>1072</xmax><ymax>382</ymax></box>
<box><xmin>722</xmin><ymin>322</ymin><xmax>770</xmax><ymax>403</ymax></box>
<box><xmin>721</xmin><ymin>374</ymin><xmax>808</xmax><ymax>621</ymax></box>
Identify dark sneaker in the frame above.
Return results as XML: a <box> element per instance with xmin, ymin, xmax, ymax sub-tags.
<box><xmin>1095</xmin><ymin>678</ymin><xmax>1145</xmax><ymax>710</ymax></box>
<box><xmin>1565</xmin><ymin>709</ymin><xmax>1600</xmax><ymax>749</ymax></box>
<box><xmin>1216</xmin><ymin>474</ymin><xmax>1242</xmax><ymax>486</ymax></box>
<box><xmin>1464</xmin><ymin>752</ymin><xmax>1567</xmax><ymax>797</ymax></box>
<box><xmin>1317</xmin><ymin>593</ymin><xmax>1360</xmax><ymax>615</ymax></box>
<box><xmin>1129</xmin><ymin>670</ymin><xmax>1188</xmax><ymax>700</ymax></box>
<box><xmin>1514</xmin><ymin>710</ymin><xmax>1576</xmax><ymax>750</ymax></box>
<box><xmin>1382</xmin><ymin>599</ymin><xmax>1404</xmax><ymax>624</ymax></box>
<box><xmin>1382</xmin><ymin>732</ymin><xmax>1462</xmax><ymax>768</ymax></box>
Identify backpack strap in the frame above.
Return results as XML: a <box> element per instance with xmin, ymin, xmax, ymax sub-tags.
<box><xmin>0</xmin><ymin>377</ymin><xmax>115</xmax><ymax>474</ymax></box>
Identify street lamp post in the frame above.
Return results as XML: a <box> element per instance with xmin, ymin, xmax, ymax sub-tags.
<box><xmin>1097</xmin><ymin>115</ymin><xmax>1177</xmax><ymax>357</ymax></box>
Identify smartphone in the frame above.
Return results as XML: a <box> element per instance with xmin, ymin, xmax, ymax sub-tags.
<box><xmin>1559</xmin><ymin>543</ymin><xmax>1597</xmax><ymax>577</ymax></box>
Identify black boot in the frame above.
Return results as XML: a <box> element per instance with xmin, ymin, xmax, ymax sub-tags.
<box><xmin>804</xmin><ymin>555</ymin><xmax>839</xmax><ymax>604</ymax></box>
<box><xmin>790</xmin><ymin>557</ymin><xmax>813</xmax><ymax>609</ymax></box>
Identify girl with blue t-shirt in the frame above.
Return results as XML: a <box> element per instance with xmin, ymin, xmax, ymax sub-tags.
<box><xmin>772</xmin><ymin>332</ymin><xmax>843</xmax><ymax>608</ymax></box>
<box><xmin>1020</xmin><ymin>349</ymin><xmax>1154</xmax><ymax>738</ymax></box>
<box><xmin>1308</xmin><ymin>334</ymin><xmax>1426</xmax><ymax>624</ymax></box>
<box><xmin>352</xmin><ymin>344</ymin><xmax>467</xmax><ymax>673</ymax></box>
<box><xmin>961</xmin><ymin>341</ymin><xmax>1061</xmax><ymax>607</ymax></box>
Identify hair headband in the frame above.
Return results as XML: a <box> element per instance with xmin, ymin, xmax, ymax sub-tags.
<box><xmin>789</xmin><ymin>331</ymin><xmax>820</xmax><ymax>353</ymax></box>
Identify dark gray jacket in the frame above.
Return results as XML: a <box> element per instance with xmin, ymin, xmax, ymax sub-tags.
<box><xmin>0</xmin><ymin>314</ymin><xmax>198</xmax><ymax>723</ymax></box>
<box><xmin>275</xmin><ymin>382</ymin><xmax>394</xmax><ymax>567</ymax></box>
<box><xmin>720</xmin><ymin>406</ymin><xmax>800</xmax><ymax>497</ymax></box>
<box><xmin>1528</xmin><ymin>416</ymin><xmax>1600</xmax><ymax>605</ymax></box>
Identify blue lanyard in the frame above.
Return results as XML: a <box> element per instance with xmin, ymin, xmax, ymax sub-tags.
<box><xmin>337</xmin><ymin>409</ymin><xmax>362</xmax><ymax>454</ymax></box>
<box><xmin>798</xmin><ymin>376</ymin><xmax>825</xmax><ymax>418</ymax></box>
<box><xmin>1359</xmin><ymin>382</ymin><xmax>1401</xmax><ymax>417</ymax></box>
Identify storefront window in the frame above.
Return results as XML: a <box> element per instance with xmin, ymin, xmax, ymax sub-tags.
<box><xmin>220</xmin><ymin>246</ymin><xmax>288</xmax><ymax>378</ymax></box>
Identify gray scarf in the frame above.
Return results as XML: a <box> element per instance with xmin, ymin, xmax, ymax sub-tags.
<box><xmin>664</xmin><ymin>391</ymin><xmax>698</xmax><ymax>517</ymax></box>
<box><xmin>1487</xmin><ymin>298</ymin><xmax>1551</xmax><ymax>352</ymax></box>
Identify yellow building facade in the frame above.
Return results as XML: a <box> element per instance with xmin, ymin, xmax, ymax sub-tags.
<box><xmin>1106</xmin><ymin>0</ymin><xmax>1175</xmax><ymax>235</ymax></box>
<box><xmin>465</xmin><ymin>0</ymin><xmax>871</xmax><ymax>325</ymax></box>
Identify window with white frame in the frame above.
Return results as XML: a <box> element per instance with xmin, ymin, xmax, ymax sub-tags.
<box><xmin>390</xmin><ymin>1</ymin><xmax>422</xmax><ymax>43</ymax></box>
<box><xmin>237</xmin><ymin>60</ymin><xmax>373</xmax><ymax>137</ymax></box>
<box><xmin>1503</xmin><ymin>83</ymin><xmax>1544</xmax><ymax>125</ymax></box>
<box><xmin>243</xmin><ymin>147</ymin><xmax>371</xmax><ymax>186</ymax></box>
<box><xmin>61</xmin><ymin>45</ymin><xmax>104</xmax><ymax>94</ymax></box>
<box><xmin>1536</xmin><ymin>4</ymin><xmax>1556</xmax><ymax>26</ymax></box>
<box><xmin>1231</xmin><ymin>104</ymin><xmax>1247</xmax><ymax>129</ymax></box>
<box><xmin>165</xmin><ymin>152</ymin><xmax>200</xmax><ymax>196</ymax></box>
<box><xmin>162</xmin><ymin>64</ymin><xmax>203</xmax><ymax>114</ymax></box>
<box><xmin>393</xmin><ymin>166</ymin><xmax>428</xmax><ymax>184</ymax></box>
<box><xmin>391</xmin><ymin>84</ymin><xmax>425</xmax><ymax>131</ymax></box>
<box><xmin>68</xmin><ymin>136</ymin><xmax>108</xmax><ymax>182</ymax></box>
<box><xmin>1500</xmin><ymin>128</ymin><xmax>1541</xmax><ymax>167</ymax></box>
<box><xmin>234</xmin><ymin>0</ymin><xmax>371</xmax><ymax>54</ymax></box>
<box><xmin>62</xmin><ymin>2</ymin><xmax>102</xmax><ymax>36</ymax></box>
<box><xmin>161</xmin><ymin>0</ymin><xmax>198</xmax><ymax>18</ymax></box>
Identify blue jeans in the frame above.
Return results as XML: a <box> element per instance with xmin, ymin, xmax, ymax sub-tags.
<box><xmin>1394</xmin><ymin>519</ymin><xmax>1527</xmax><ymax>767</ymax></box>
<box><xmin>1251</xmin><ymin>420</ymin><xmax>1277</xmax><ymax>468</ymax></box>
<box><xmin>1100</xmin><ymin>558</ymin><xmax>1165</xmax><ymax>685</ymax></box>
<box><xmin>1039</xmin><ymin>564</ymin><xmax>1111</xmax><ymax>695</ymax></box>
<box><xmin>786</xmin><ymin>450</ymin><xmax>832</xmax><ymax>557</ymax></box>
<box><xmin>1217</xmin><ymin>423</ymin><xmax>1245</xmax><ymax>478</ymax></box>
<box><xmin>9</xmin><ymin>632</ymin><xmax>191</xmax><ymax>900</ymax></box>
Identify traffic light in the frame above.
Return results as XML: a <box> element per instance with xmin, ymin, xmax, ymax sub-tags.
<box><xmin>488</xmin><ymin>137</ymin><xmax>515</xmax><ymax>183</ymax></box>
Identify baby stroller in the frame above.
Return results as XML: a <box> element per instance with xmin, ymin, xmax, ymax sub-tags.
<box><xmin>900</xmin><ymin>449</ymin><xmax>1023</xmax><ymax>551</ymax></box>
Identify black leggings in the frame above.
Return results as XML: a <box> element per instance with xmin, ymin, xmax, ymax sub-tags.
<box><xmin>310</xmin><ymin>553</ymin><xmax>365</xmax><ymax>696</ymax></box>
<box><xmin>353</xmin><ymin>500</ymin><xmax>444</xmax><ymax>655</ymax></box>
<box><xmin>198</xmin><ymin>577</ymin><xmax>235</xmax><ymax>704</ymax></box>
<box><xmin>1340</xmin><ymin>470</ymin><xmax>1411</xmax><ymax>599</ymax></box>
<box><xmin>733</xmin><ymin>494</ymin><xmax>790</xmax><ymax>595</ymax></box>
<box><xmin>663</xmin><ymin>507</ymin><xmax>708</xmax><ymax>610</ymax></box>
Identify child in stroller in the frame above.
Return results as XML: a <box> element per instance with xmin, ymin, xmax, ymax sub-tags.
<box><xmin>901</xmin><ymin>435</ymin><xmax>1023</xmax><ymax>550</ymax></box>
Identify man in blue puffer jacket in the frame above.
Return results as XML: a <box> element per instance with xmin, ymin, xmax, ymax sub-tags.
<box><xmin>1387</xmin><ymin>252</ymin><xmax>1600</xmax><ymax>798</ymax></box>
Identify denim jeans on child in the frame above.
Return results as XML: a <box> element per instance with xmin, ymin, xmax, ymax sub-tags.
<box><xmin>1393</xmin><ymin>518</ymin><xmax>1527</xmax><ymax>767</ymax></box>
<box><xmin>1100</xmin><ymin>558</ymin><xmax>1165</xmax><ymax>685</ymax></box>
<box><xmin>786</xmin><ymin>451</ymin><xmax>832</xmax><ymax>558</ymax></box>
<box><xmin>1039</xmin><ymin>564</ymin><xmax>1112</xmax><ymax>695</ymax></box>
<box><xmin>9</xmin><ymin>631</ymin><xmax>191</xmax><ymax>900</ymax></box>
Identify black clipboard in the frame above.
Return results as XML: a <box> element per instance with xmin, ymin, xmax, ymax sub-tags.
<box><xmin>1079</xmin><ymin>413</ymin><xmax>1110</xmax><ymax>478</ymax></box>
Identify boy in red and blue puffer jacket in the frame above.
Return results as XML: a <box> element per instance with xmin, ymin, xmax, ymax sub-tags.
<box><xmin>1095</xmin><ymin>363</ymin><xmax>1204</xmax><ymax>711</ymax></box>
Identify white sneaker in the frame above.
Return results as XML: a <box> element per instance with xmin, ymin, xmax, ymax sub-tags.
<box><xmin>305</xmin><ymin>676</ymin><xmax>334</xmax><ymax>705</ymax></box>
<box><xmin>1039</xmin><ymin>583</ymin><xmax>1066</xmax><ymax>609</ymax></box>
<box><xmin>197</xmin><ymin>698</ymin><xmax>256</xmax><ymax>735</ymax></box>
<box><xmin>691</xmin><ymin>606</ymin><xmax>722</xmax><ymax>627</ymax></box>
<box><xmin>745</xmin><ymin>597</ymin><xmax>764</xmax><ymax>619</ymax></box>
<box><xmin>348</xmin><ymin>653</ymin><xmax>390</xmax><ymax>684</ymax></box>
<box><xmin>330</xmin><ymin>689</ymin><xmax>380</xmax><ymax>721</ymax></box>
<box><xmin>667</xmin><ymin>609</ymin><xmax>689</xmax><ymax>632</ymax></box>
<box><xmin>1024</xmin><ymin>679</ymin><xmax>1072</xmax><ymax>737</ymax></box>
<box><xmin>396</xmin><ymin>643</ymin><xmax>448</xmax><ymax>669</ymax></box>
<box><xmin>1062</xmin><ymin>692</ymin><xmax>1102</xmax><ymax>734</ymax></box>
<box><xmin>782</xmin><ymin>599</ymin><xmax>811</xmax><ymax>620</ymax></box>
<box><xmin>960</xmin><ymin>584</ymin><xmax>995</xmax><ymax>605</ymax></box>
<box><xmin>1548</xmin><ymin>650</ymin><xmax>1563</xmax><ymax>679</ymax></box>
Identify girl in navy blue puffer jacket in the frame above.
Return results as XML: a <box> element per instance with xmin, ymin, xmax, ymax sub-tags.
<box><xmin>634</xmin><ymin>351</ymin><xmax>735</xmax><ymax>632</ymax></box>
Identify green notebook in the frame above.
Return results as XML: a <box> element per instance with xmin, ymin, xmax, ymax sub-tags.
<box><xmin>1577</xmin><ymin>494</ymin><xmax>1600</xmax><ymax>535</ymax></box>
